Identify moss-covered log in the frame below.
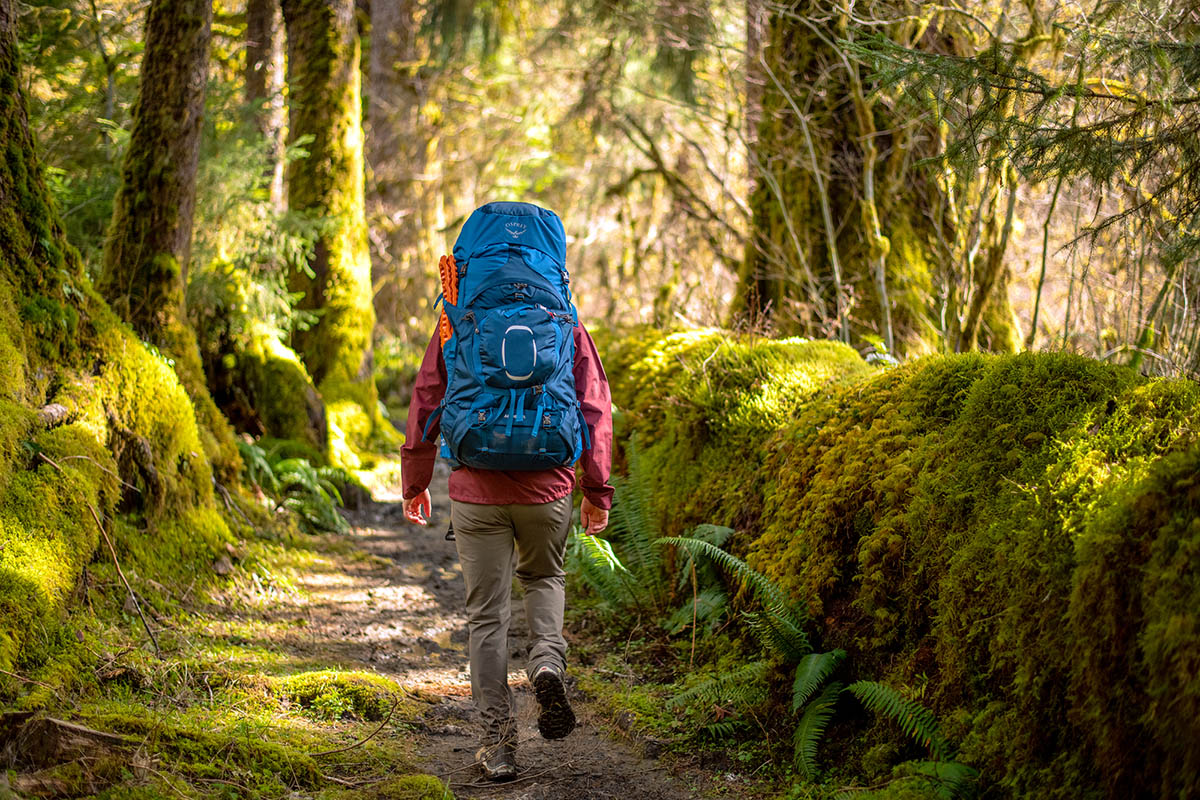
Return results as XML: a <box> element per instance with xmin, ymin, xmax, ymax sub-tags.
<box><xmin>0</xmin><ymin>0</ymin><xmax>234</xmax><ymax>671</ymax></box>
<box><xmin>94</xmin><ymin>0</ymin><xmax>240</xmax><ymax>481</ymax></box>
<box><xmin>282</xmin><ymin>0</ymin><xmax>386</xmax><ymax>466</ymax></box>
<box><xmin>604</xmin><ymin>328</ymin><xmax>1200</xmax><ymax>798</ymax></box>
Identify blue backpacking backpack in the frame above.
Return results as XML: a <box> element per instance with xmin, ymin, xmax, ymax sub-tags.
<box><xmin>424</xmin><ymin>201</ymin><xmax>590</xmax><ymax>470</ymax></box>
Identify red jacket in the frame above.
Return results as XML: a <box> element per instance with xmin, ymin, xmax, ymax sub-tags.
<box><xmin>401</xmin><ymin>324</ymin><xmax>614</xmax><ymax>510</ymax></box>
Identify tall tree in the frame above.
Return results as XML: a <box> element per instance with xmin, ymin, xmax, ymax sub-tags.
<box><xmin>95</xmin><ymin>0</ymin><xmax>240</xmax><ymax>476</ymax></box>
<box><xmin>734</xmin><ymin>1</ymin><xmax>1017</xmax><ymax>355</ymax></box>
<box><xmin>366</xmin><ymin>0</ymin><xmax>446</xmax><ymax>337</ymax></box>
<box><xmin>246</xmin><ymin>0</ymin><xmax>287</xmax><ymax>212</ymax></box>
<box><xmin>281</xmin><ymin>0</ymin><xmax>383</xmax><ymax>462</ymax></box>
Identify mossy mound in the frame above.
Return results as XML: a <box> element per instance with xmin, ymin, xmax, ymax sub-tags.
<box><xmin>0</xmin><ymin>28</ymin><xmax>238</xmax><ymax>676</ymax></box>
<box><xmin>606</xmin><ymin>327</ymin><xmax>870</xmax><ymax>535</ymax></box>
<box><xmin>274</xmin><ymin>669</ymin><xmax>403</xmax><ymax>721</ymax></box>
<box><xmin>604</xmin><ymin>328</ymin><xmax>1200</xmax><ymax>799</ymax></box>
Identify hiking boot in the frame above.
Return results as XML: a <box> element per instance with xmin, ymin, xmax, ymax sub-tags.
<box><xmin>531</xmin><ymin>664</ymin><xmax>576</xmax><ymax>740</ymax></box>
<box><xmin>475</xmin><ymin>738</ymin><xmax>517</xmax><ymax>782</ymax></box>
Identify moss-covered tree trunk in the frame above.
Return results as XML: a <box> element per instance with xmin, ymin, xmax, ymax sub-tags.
<box><xmin>95</xmin><ymin>0</ymin><xmax>240</xmax><ymax>479</ymax></box>
<box><xmin>0</xmin><ymin>0</ymin><xmax>234</xmax><ymax>669</ymax></box>
<box><xmin>282</xmin><ymin>0</ymin><xmax>385</xmax><ymax>465</ymax></box>
<box><xmin>734</xmin><ymin>3</ymin><xmax>1016</xmax><ymax>356</ymax></box>
<box><xmin>246</xmin><ymin>0</ymin><xmax>287</xmax><ymax>212</ymax></box>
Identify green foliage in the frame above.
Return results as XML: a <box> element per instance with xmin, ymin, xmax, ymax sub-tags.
<box><xmin>662</xmin><ymin>535</ymin><xmax>810</xmax><ymax>660</ymax></box>
<box><xmin>238</xmin><ymin>440</ymin><xmax>351</xmax><ymax>533</ymax></box>
<box><xmin>274</xmin><ymin>670</ymin><xmax>401</xmax><ymax>721</ymax></box>
<box><xmin>609</xmin><ymin>328</ymin><xmax>1200</xmax><ymax>797</ymax></box>
<box><xmin>792</xmin><ymin>649</ymin><xmax>846</xmax><ymax>713</ymax></box>
<box><xmin>669</xmin><ymin>659</ymin><xmax>768</xmax><ymax>713</ymax></box>
<box><xmin>848</xmin><ymin>681</ymin><xmax>952</xmax><ymax>761</ymax></box>
<box><xmin>793</xmin><ymin>680</ymin><xmax>843</xmax><ymax>781</ymax></box>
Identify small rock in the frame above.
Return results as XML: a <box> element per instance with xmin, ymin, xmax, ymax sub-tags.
<box><xmin>213</xmin><ymin>555</ymin><xmax>234</xmax><ymax>576</ymax></box>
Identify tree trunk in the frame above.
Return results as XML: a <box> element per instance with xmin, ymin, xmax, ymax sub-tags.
<box><xmin>282</xmin><ymin>0</ymin><xmax>384</xmax><ymax>464</ymax></box>
<box><xmin>95</xmin><ymin>0</ymin><xmax>240</xmax><ymax>479</ymax></box>
<box><xmin>366</xmin><ymin>0</ymin><xmax>444</xmax><ymax>340</ymax></box>
<box><xmin>246</xmin><ymin>0</ymin><xmax>287</xmax><ymax>212</ymax></box>
<box><xmin>0</xmin><ymin>0</ymin><xmax>233</xmax><ymax>670</ymax></box>
<box><xmin>734</xmin><ymin>2</ymin><xmax>1013</xmax><ymax>356</ymax></box>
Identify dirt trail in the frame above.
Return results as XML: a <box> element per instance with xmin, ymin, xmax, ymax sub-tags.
<box><xmin>281</xmin><ymin>462</ymin><xmax>742</xmax><ymax>800</ymax></box>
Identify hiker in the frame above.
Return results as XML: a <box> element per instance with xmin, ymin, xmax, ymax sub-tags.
<box><xmin>400</xmin><ymin>201</ymin><xmax>614</xmax><ymax>782</ymax></box>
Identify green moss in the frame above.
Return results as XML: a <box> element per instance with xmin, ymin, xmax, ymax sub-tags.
<box><xmin>603</xmin><ymin>327</ymin><xmax>869</xmax><ymax>536</ymax></box>
<box><xmin>0</xmin><ymin>14</ymin><xmax>245</xmax><ymax>700</ymax></box>
<box><xmin>281</xmin><ymin>0</ymin><xmax>383</xmax><ymax>462</ymax></box>
<box><xmin>88</xmin><ymin>709</ymin><xmax>324</xmax><ymax>790</ymax></box>
<box><xmin>609</xmin><ymin>327</ymin><xmax>1200</xmax><ymax>798</ymax></box>
<box><xmin>244</xmin><ymin>322</ymin><xmax>327</xmax><ymax>450</ymax></box>
<box><xmin>370</xmin><ymin>774</ymin><xmax>454</xmax><ymax>800</ymax></box>
<box><xmin>274</xmin><ymin>669</ymin><xmax>404</xmax><ymax>721</ymax></box>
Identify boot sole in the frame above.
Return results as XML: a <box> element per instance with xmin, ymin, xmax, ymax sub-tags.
<box><xmin>533</xmin><ymin>670</ymin><xmax>576</xmax><ymax>740</ymax></box>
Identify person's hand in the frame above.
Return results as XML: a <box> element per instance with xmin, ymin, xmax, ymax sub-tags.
<box><xmin>404</xmin><ymin>489</ymin><xmax>431</xmax><ymax>526</ymax></box>
<box><xmin>581</xmin><ymin>497</ymin><xmax>609</xmax><ymax>535</ymax></box>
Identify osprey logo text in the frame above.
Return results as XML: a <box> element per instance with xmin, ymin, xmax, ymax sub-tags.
<box><xmin>505</xmin><ymin>221</ymin><xmax>527</xmax><ymax>238</ymax></box>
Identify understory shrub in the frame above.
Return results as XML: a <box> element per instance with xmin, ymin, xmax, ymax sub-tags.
<box><xmin>601</xmin><ymin>327</ymin><xmax>1200</xmax><ymax>799</ymax></box>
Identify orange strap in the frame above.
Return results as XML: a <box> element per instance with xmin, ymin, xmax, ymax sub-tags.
<box><xmin>438</xmin><ymin>254</ymin><xmax>458</xmax><ymax>346</ymax></box>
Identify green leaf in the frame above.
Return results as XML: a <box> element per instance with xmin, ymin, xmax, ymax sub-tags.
<box><xmin>793</xmin><ymin>680</ymin><xmax>843</xmax><ymax>780</ymax></box>
<box><xmin>792</xmin><ymin>649</ymin><xmax>846</xmax><ymax>713</ymax></box>
<box><xmin>847</xmin><ymin>681</ymin><xmax>953</xmax><ymax>760</ymax></box>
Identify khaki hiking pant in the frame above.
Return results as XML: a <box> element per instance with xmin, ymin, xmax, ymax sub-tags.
<box><xmin>451</xmin><ymin>495</ymin><xmax>572</xmax><ymax>742</ymax></box>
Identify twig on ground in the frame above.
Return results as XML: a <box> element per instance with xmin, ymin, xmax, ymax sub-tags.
<box><xmin>0</xmin><ymin>667</ymin><xmax>55</xmax><ymax>691</ymax></box>
<box><xmin>595</xmin><ymin>668</ymin><xmax>637</xmax><ymax>680</ymax></box>
<box><xmin>452</xmin><ymin>760</ymin><xmax>578</xmax><ymax>790</ymax></box>
<box><xmin>213</xmin><ymin>478</ymin><xmax>257</xmax><ymax>531</ymax></box>
<box><xmin>321</xmin><ymin>773</ymin><xmax>374</xmax><ymax>788</ymax></box>
<box><xmin>38</xmin><ymin>452</ymin><xmax>161</xmax><ymax>659</ymax></box>
<box><xmin>307</xmin><ymin>695</ymin><xmax>401</xmax><ymax>757</ymax></box>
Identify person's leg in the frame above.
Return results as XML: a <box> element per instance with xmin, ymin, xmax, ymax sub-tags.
<box><xmin>511</xmin><ymin>495</ymin><xmax>575</xmax><ymax>739</ymax></box>
<box><xmin>510</xmin><ymin>494</ymin><xmax>572</xmax><ymax>675</ymax></box>
<box><xmin>451</xmin><ymin>501</ymin><xmax>517</xmax><ymax>747</ymax></box>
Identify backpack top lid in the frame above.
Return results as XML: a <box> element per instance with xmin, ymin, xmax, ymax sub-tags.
<box><xmin>453</xmin><ymin>201</ymin><xmax>566</xmax><ymax>266</ymax></box>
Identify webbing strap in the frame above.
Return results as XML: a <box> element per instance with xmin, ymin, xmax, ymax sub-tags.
<box><xmin>505</xmin><ymin>389</ymin><xmax>518</xmax><ymax>436</ymax></box>
<box><xmin>515</xmin><ymin>389</ymin><xmax>526</xmax><ymax>422</ymax></box>
<box><xmin>531</xmin><ymin>392</ymin><xmax>549</xmax><ymax>437</ymax></box>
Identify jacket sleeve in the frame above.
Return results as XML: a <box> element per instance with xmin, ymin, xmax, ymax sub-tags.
<box><xmin>401</xmin><ymin>332</ymin><xmax>447</xmax><ymax>501</ymax></box>
<box><xmin>574</xmin><ymin>324</ymin><xmax>615</xmax><ymax>510</ymax></box>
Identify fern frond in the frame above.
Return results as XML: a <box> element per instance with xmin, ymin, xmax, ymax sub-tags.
<box><xmin>742</xmin><ymin>604</ymin><xmax>811</xmax><ymax>661</ymax></box>
<box><xmin>675</xmin><ymin>524</ymin><xmax>734</xmax><ymax>592</ymax></box>
<box><xmin>606</xmin><ymin>445</ymin><xmax>667</xmax><ymax>599</ymax></box>
<box><xmin>700</xmin><ymin>719</ymin><xmax>749</xmax><ymax>741</ymax></box>
<box><xmin>669</xmin><ymin>660</ymin><xmax>768</xmax><ymax>712</ymax></box>
<box><xmin>792</xmin><ymin>650</ymin><xmax>847</xmax><ymax>713</ymax></box>
<box><xmin>793</xmin><ymin>680</ymin><xmax>843</xmax><ymax>780</ymax></box>
<box><xmin>577</xmin><ymin>530</ymin><xmax>631</xmax><ymax>574</ymax></box>
<box><xmin>567</xmin><ymin>530</ymin><xmax>635</xmax><ymax>611</ymax></box>
<box><xmin>660</xmin><ymin>537</ymin><xmax>799</xmax><ymax>614</ymax></box>
<box><xmin>665</xmin><ymin>586</ymin><xmax>729</xmax><ymax>635</ymax></box>
<box><xmin>904</xmin><ymin>760</ymin><xmax>980</xmax><ymax>800</ymax></box>
<box><xmin>848</xmin><ymin>681</ymin><xmax>953</xmax><ymax>761</ymax></box>
<box><xmin>237</xmin><ymin>440</ymin><xmax>278</xmax><ymax>493</ymax></box>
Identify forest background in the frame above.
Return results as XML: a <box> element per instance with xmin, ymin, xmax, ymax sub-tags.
<box><xmin>20</xmin><ymin>0</ymin><xmax>1200</xmax><ymax>384</ymax></box>
<box><xmin>3</xmin><ymin>0</ymin><xmax>1200</xmax><ymax>798</ymax></box>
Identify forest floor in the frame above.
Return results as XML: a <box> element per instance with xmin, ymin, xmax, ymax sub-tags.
<box><xmin>319</xmin><ymin>462</ymin><xmax>766</xmax><ymax>799</ymax></box>
<box><xmin>3</xmin><ymin>457</ymin><xmax>772</xmax><ymax>799</ymax></box>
